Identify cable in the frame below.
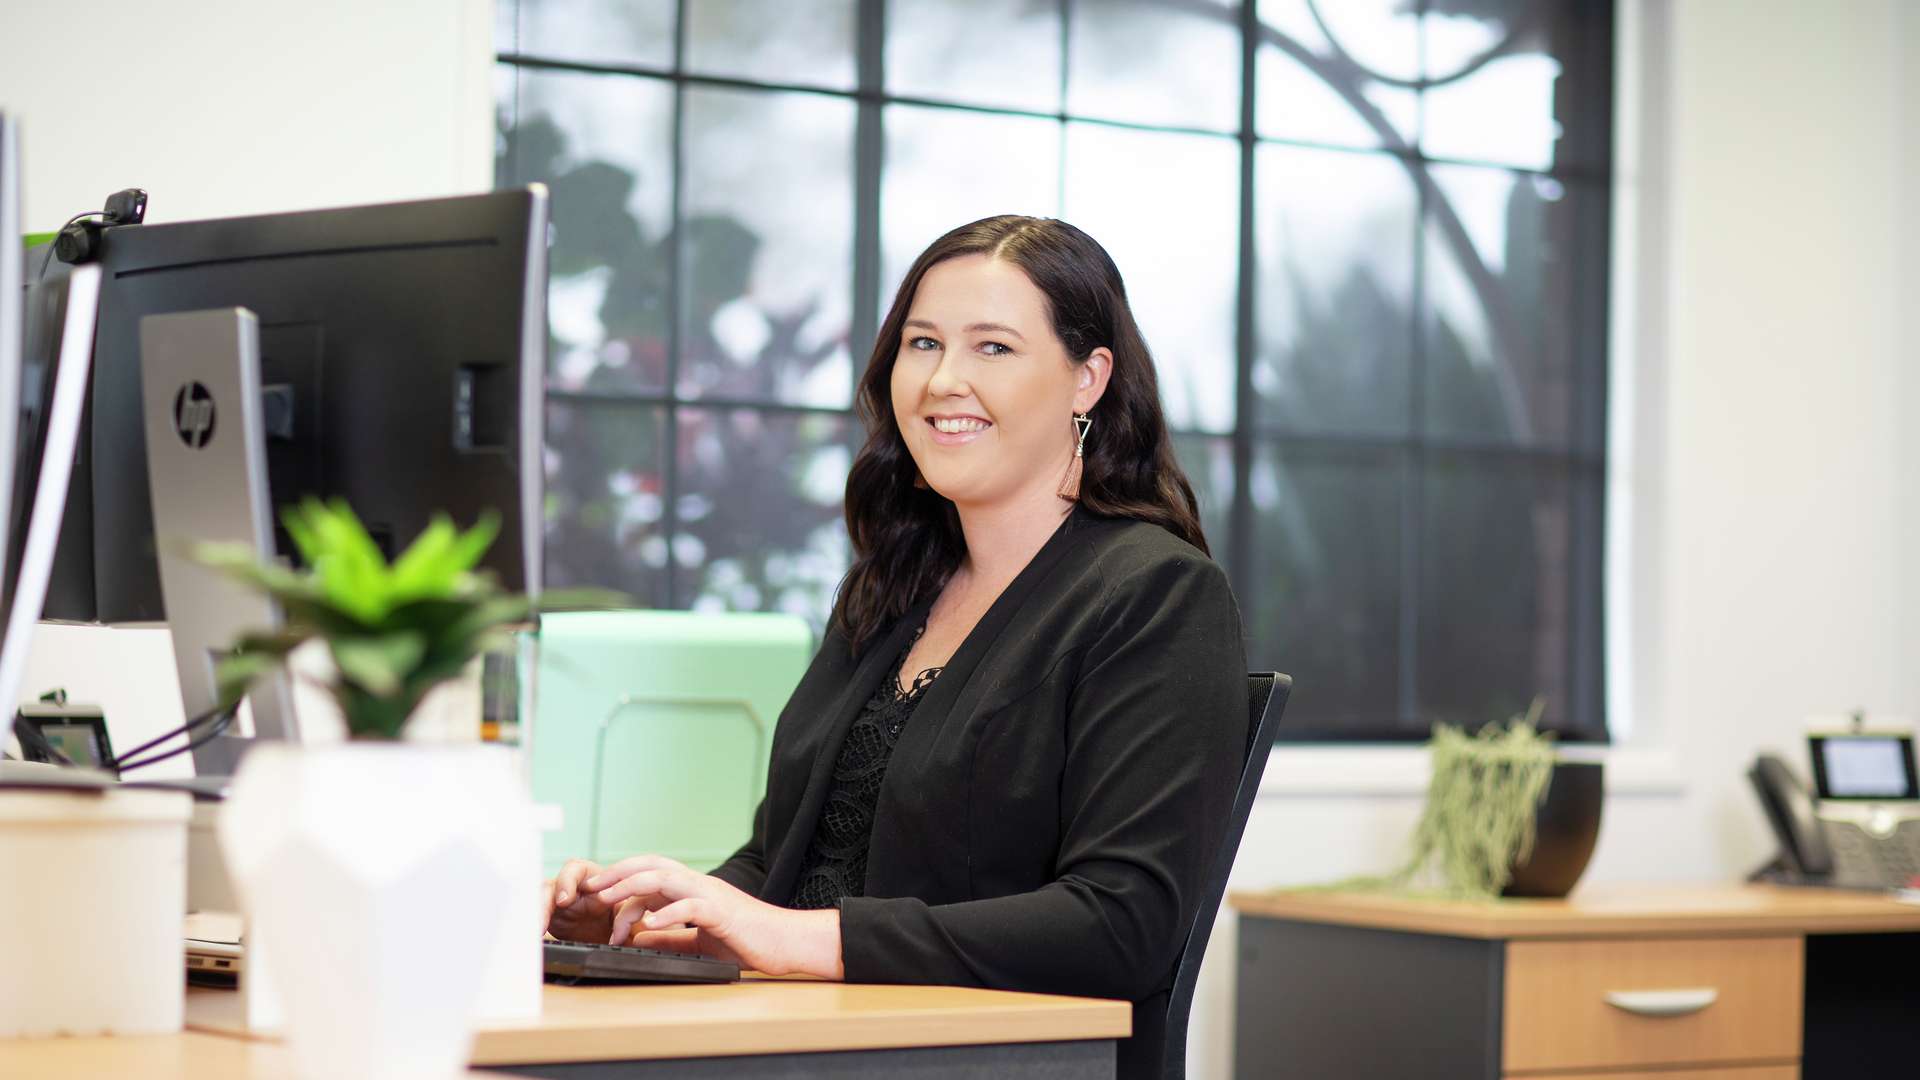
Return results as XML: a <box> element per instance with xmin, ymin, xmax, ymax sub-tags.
<box><xmin>114</xmin><ymin>707</ymin><xmax>237</xmax><ymax>775</ymax></box>
<box><xmin>111</xmin><ymin>700</ymin><xmax>239</xmax><ymax>774</ymax></box>
<box><xmin>36</xmin><ymin>211</ymin><xmax>105</xmax><ymax>282</ymax></box>
<box><xmin>114</xmin><ymin>705</ymin><xmax>236</xmax><ymax>775</ymax></box>
<box><xmin>111</xmin><ymin>699</ymin><xmax>232</xmax><ymax>765</ymax></box>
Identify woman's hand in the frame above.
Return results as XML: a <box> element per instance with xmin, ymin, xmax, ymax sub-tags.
<box><xmin>543</xmin><ymin>858</ymin><xmax>620</xmax><ymax>943</ymax></box>
<box><xmin>585</xmin><ymin>854</ymin><xmax>844</xmax><ymax>979</ymax></box>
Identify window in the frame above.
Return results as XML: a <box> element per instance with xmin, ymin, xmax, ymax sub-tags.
<box><xmin>495</xmin><ymin>0</ymin><xmax>1614</xmax><ymax>741</ymax></box>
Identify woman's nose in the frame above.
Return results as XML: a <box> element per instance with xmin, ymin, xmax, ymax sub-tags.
<box><xmin>926</xmin><ymin>350</ymin><xmax>968</xmax><ymax>398</ymax></box>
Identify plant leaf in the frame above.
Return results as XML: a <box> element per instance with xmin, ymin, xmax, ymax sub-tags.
<box><xmin>192</xmin><ymin>498</ymin><xmax>628</xmax><ymax>741</ymax></box>
<box><xmin>214</xmin><ymin>652</ymin><xmax>287</xmax><ymax>706</ymax></box>
<box><xmin>445</xmin><ymin>512</ymin><xmax>501</xmax><ymax>575</ymax></box>
<box><xmin>280</xmin><ymin>506</ymin><xmax>323</xmax><ymax>568</ymax></box>
<box><xmin>326</xmin><ymin>681</ymin><xmax>413</xmax><ymax>741</ymax></box>
<box><xmin>389</xmin><ymin>516</ymin><xmax>460</xmax><ymax>600</ymax></box>
<box><xmin>328</xmin><ymin>632</ymin><xmax>428</xmax><ymax>697</ymax></box>
<box><xmin>437</xmin><ymin>596</ymin><xmax>537</xmax><ymax>648</ymax></box>
<box><xmin>190</xmin><ymin>543</ymin><xmax>325</xmax><ymax>602</ymax></box>
<box><xmin>305</xmin><ymin>499</ymin><xmax>392</xmax><ymax>623</ymax></box>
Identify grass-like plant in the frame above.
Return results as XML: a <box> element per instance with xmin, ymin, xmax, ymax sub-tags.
<box><xmin>198</xmin><ymin>498</ymin><xmax>619</xmax><ymax>740</ymax></box>
<box><xmin>1288</xmin><ymin>699</ymin><xmax>1556</xmax><ymax>900</ymax></box>
<box><xmin>1395</xmin><ymin>705</ymin><xmax>1557</xmax><ymax>897</ymax></box>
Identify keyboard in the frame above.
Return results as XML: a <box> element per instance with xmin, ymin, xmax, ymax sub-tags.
<box><xmin>542</xmin><ymin>940</ymin><xmax>740</xmax><ymax>985</ymax></box>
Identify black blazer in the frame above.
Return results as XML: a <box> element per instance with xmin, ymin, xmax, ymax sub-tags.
<box><xmin>711</xmin><ymin>506</ymin><xmax>1247</xmax><ymax>1079</ymax></box>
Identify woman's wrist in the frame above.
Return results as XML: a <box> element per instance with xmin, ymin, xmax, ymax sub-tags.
<box><xmin>798</xmin><ymin>907</ymin><xmax>844</xmax><ymax>980</ymax></box>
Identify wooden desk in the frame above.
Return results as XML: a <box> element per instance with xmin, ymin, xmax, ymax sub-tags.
<box><xmin>187</xmin><ymin>978</ymin><xmax>1132</xmax><ymax>1079</ymax></box>
<box><xmin>1229</xmin><ymin>884</ymin><xmax>1920</xmax><ymax>1080</ymax></box>
<box><xmin>0</xmin><ymin>1029</ymin><xmax>516</xmax><ymax>1079</ymax></box>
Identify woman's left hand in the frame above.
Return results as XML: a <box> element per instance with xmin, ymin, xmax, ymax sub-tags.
<box><xmin>583</xmin><ymin>855</ymin><xmax>844</xmax><ymax>979</ymax></box>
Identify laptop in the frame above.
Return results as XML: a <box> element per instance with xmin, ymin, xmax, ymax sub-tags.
<box><xmin>185</xmin><ymin>910</ymin><xmax>246</xmax><ymax>987</ymax></box>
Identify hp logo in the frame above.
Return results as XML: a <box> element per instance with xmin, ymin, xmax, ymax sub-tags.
<box><xmin>174</xmin><ymin>382</ymin><xmax>217</xmax><ymax>448</ymax></box>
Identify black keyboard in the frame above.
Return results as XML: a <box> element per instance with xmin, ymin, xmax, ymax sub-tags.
<box><xmin>542</xmin><ymin>940</ymin><xmax>740</xmax><ymax>985</ymax></box>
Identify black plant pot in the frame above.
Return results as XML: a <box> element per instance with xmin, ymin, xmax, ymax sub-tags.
<box><xmin>1503</xmin><ymin>760</ymin><xmax>1604</xmax><ymax>898</ymax></box>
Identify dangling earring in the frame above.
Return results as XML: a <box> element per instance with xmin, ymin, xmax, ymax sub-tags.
<box><xmin>1056</xmin><ymin>412</ymin><xmax>1092</xmax><ymax>502</ymax></box>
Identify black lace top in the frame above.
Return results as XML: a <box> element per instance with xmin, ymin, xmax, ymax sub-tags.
<box><xmin>788</xmin><ymin>627</ymin><xmax>941</xmax><ymax>910</ymax></box>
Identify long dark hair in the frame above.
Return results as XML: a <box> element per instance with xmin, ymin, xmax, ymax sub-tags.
<box><xmin>835</xmin><ymin>215</ymin><xmax>1207</xmax><ymax>653</ymax></box>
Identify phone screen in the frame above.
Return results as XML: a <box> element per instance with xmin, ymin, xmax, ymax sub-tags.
<box><xmin>37</xmin><ymin>720</ymin><xmax>108</xmax><ymax>768</ymax></box>
<box><xmin>1811</xmin><ymin>735</ymin><xmax>1919</xmax><ymax>800</ymax></box>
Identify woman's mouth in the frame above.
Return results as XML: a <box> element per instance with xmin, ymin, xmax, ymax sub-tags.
<box><xmin>926</xmin><ymin>415</ymin><xmax>992</xmax><ymax>445</ymax></box>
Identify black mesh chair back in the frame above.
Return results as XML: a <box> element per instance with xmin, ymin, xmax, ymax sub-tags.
<box><xmin>1157</xmin><ymin>671</ymin><xmax>1292</xmax><ymax>1079</ymax></box>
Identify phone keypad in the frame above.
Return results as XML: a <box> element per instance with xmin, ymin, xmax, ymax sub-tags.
<box><xmin>1824</xmin><ymin>818</ymin><xmax>1920</xmax><ymax>889</ymax></box>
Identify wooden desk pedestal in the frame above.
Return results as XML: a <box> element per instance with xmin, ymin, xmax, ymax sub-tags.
<box><xmin>1229</xmin><ymin>885</ymin><xmax>1920</xmax><ymax>1080</ymax></box>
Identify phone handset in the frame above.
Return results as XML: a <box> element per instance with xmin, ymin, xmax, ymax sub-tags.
<box><xmin>1748</xmin><ymin>754</ymin><xmax>1835</xmax><ymax>881</ymax></box>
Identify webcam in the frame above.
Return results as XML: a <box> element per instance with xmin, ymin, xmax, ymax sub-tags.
<box><xmin>53</xmin><ymin>188</ymin><xmax>148</xmax><ymax>264</ymax></box>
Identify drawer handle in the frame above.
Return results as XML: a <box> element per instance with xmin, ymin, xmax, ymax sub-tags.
<box><xmin>1603</xmin><ymin>988</ymin><xmax>1720</xmax><ymax>1017</ymax></box>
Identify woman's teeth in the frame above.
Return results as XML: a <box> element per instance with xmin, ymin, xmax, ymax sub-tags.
<box><xmin>932</xmin><ymin>418</ymin><xmax>990</xmax><ymax>433</ymax></box>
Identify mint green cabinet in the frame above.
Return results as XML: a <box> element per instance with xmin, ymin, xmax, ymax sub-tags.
<box><xmin>531</xmin><ymin>611</ymin><xmax>812</xmax><ymax>876</ymax></box>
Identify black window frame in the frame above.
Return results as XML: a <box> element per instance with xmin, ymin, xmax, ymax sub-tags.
<box><xmin>494</xmin><ymin>0</ymin><xmax>1614</xmax><ymax>743</ymax></box>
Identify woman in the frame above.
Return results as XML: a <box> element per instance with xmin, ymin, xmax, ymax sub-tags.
<box><xmin>545</xmin><ymin>216</ymin><xmax>1247</xmax><ymax>1079</ymax></box>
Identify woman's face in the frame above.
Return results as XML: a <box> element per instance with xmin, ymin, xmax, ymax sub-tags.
<box><xmin>890</xmin><ymin>254</ymin><xmax>1110</xmax><ymax>510</ymax></box>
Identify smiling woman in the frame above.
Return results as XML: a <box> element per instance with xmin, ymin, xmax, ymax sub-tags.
<box><xmin>891</xmin><ymin>255</ymin><xmax>1103</xmax><ymax>516</ymax></box>
<box><xmin>841</xmin><ymin>215</ymin><xmax>1210</xmax><ymax>653</ymax></box>
<box><xmin>545</xmin><ymin>217</ymin><xmax>1249</xmax><ymax>1080</ymax></box>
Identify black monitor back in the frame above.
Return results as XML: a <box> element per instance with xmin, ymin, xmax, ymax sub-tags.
<box><xmin>49</xmin><ymin>188</ymin><xmax>547</xmax><ymax>623</ymax></box>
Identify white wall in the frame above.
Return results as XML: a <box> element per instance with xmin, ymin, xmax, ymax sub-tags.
<box><xmin>1190</xmin><ymin>1</ymin><xmax>1920</xmax><ymax>1076</ymax></box>
<box><xmin>3</xmin><ymin>0</ymin><xmax>494</xmax><ymax>232</ymax></box>
<box><xmin>1903</xmin><ymin>0</ymin><xmax>1920</xmax><ymax>721</ymax></box>
<box><xmin>0</xmin><ymin>0</ymin><xmax>494</xmax><ymax>773</ymax></box>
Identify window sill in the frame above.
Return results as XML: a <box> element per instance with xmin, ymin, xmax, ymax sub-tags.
<box><xmin>1258</xmin><ymin>744</ymin><xmax>1688</xmax><ymax>798</ymax></box>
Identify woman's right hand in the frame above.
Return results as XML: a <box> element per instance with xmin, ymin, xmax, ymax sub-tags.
<box><xmin>543</xmin><ymin>858</ymin><xmax>617</xmax><ymax>943</ymax></box>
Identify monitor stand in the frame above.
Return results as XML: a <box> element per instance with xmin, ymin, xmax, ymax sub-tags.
<box><xmin>138</xmin><ymin>308</ymin><xmax>300</xmax><ymax>778</ymax></box>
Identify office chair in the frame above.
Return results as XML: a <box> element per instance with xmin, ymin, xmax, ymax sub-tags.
<box><xmin>1156</xmin><ymin>671</ymin><xmax>1293</xmax><ymax>1080</ymax></box>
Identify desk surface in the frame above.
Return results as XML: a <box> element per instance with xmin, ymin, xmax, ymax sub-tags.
<box><xmin>0</xmin><ymin>1029</ymin><xmax>516</xmax><ymax>1079</ymax></box>
<box><xmin>187</xmin><ymin>978</ymin><xmax>1132</xmax><ymax>1066</ymax></box>
<box><xmin>1228</xmin><ymin>883</ymin><xmax>1920</xmax><ymax>939</ymax></box>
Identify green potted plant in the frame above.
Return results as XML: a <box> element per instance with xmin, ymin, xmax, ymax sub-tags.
<box><xmin>1397</xmin><ymin>708</ymin><xmax>1571</xmax><ymax>899</ymax></box>
<box><xmin>1292</xmin><ymin>701</ymin><xmax>1604</xmax><ymax>901</ymax></box>
<box><xmin>204</xmin><ymin>499</ymin><xmax>616</xmax><ymax>1080</ymax></box>
<box><xmin>200</xmin><ymin>498</ymin><xmax>591</xmax><ymax>738</ymax></box>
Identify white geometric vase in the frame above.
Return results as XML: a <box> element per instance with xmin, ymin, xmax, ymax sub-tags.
<box><xmin>219</xmin><ymin>742</ymin><xmax>539</xmax><ymax>1080</ymax></box>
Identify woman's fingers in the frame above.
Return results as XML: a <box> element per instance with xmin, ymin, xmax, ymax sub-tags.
<box><xmin>608</xmin><ymin>895</ymin><xmax>666</xmax><ymax>945</ymax></box>
<box><xmin>540</xmin><ymin>879</ymin><xmax>559</xmax><ymax>927</ymax></box>
<box><xmin>583</xmin><ymin>864</ymin><xmax>764</xmax><ymax>968</ymax></box>
<box><xmin>625</xmin><ymin>927</ymin><xmax>702</xmax><ymax>953</ymax></box>
<box><xmin>552</xmin><ymin>859</ymin><xmax>602</xmax><ymax>907</ymax></box>
<box><xmin>584</xmin><ymin>854</ymin><xmax>688</xmax><ymax>893</ymax></box>
<box><xmin>595</xmin><ymin>871</ymin><xmax>661</xmax><ymax>907</ymax></box>
<box><xmin>595</xmin><ymin>865</ymin><xmax>698</xmax><ymax>907</ymax></box>
<box><xmin>640</xmin><ymin>897</ymin><xmax>708</xmax><ymax>933</ymax></box>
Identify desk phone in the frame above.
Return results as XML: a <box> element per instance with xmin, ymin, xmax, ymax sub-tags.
<box><xmin>1750</xmin><ymin>722</ymin><xmax>1920</xmax><ymax>890</ymax></box>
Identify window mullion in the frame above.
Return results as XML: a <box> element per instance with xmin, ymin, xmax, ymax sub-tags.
<box><xmin>662</xmin><ymin>0</ymin><xmax>691</xmax><ymax>608</ymax></box>
<box><xmin>1229</xmin><ymin>0</ymin><xmax>1257</xmax><ymax>599</ymax></box>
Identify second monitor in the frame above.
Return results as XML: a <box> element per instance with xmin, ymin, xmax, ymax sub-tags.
<box><xmin>49</xmin><ymin>187</ymin><xmax>550</xmax><ymax>624</ymax></box>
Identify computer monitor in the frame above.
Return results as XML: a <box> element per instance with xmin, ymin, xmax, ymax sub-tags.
<box><xmin>0</xmin><ymin>113</ymin><xmax>21</xmax><ymax>588</ymax></box>
<box><xmin>1</xmin><ymin>266</ymin><xmax>100</xmax><ymax>722</ymax></box>
<box><xmin>47</xmin><ymin>187</ymin><xmax>549</xmax><ymax>624</ymax></box>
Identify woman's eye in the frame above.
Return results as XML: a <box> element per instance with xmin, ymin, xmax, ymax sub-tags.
<box><xmin>979</xmin><ymin>341</ymin><xmax>1011</xmax><ymax>357</ymax></box>
<box><xmin>907</xmin><ymin>336</ymin><xmax>940</xmax><ymax>351</ymax></box>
